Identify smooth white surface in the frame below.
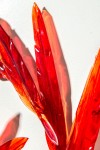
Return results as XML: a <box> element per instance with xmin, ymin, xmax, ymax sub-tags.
<box><xmin>0</xmin><ymin>0</ymin><xmax>100</xmax><ymax>149</ymax></box>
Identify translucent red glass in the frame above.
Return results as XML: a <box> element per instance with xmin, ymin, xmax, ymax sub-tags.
<box><xmin>0</xmin><ymin>2</ymin><xmax>100</xmax><ymax>150</ymax></box>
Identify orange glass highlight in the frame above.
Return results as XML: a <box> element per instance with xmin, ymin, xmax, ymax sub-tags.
<box><xmin>0</xmin><ymin>137</ymin><xmax>28</xmax><ymax>150</ymax></box>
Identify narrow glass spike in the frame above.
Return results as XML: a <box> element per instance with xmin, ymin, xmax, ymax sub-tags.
<box><xmin>0</xmin><ymin>114</ymin><xmax>20</xmax><ymax>145</ymax></box>
<box><xmin>42</xmin><ymin>8</ymin><xmax>72</xmax><ymax>136</ymax></box>
<box><xmin>67</xmin><ymin>50</ymin><xmax>100</xmax><ymax>150</ymax></box>
<box><xmin>32</xmin><ymin>3</ymin><xmax>67</xmax><ymax>149</ymax></box>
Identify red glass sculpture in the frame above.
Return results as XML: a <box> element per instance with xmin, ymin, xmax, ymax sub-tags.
<box><xmin>0</xmin><ymin>2</ymin><xmax>100</xmax><ymax>150</ymax></box>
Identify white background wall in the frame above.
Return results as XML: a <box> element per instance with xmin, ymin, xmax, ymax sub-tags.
<box><xmin>0</xmin><ymin>0</ymin><xmax>100</xmax><ymax>149</ymax></box>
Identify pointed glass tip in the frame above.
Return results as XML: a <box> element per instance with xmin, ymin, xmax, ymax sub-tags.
<box><xmin>33</xmin><ymin>2</ymin><xmax>40</xmax><ymax>13</ymax></box>
<box><xmin>42</xmin><ymin>7</ymin><xmax>49</xmax><ymax>12</ymax></box>
<box><xmin>33</xmin><ymin>2</ymin><xmax>37</xmax><ymax>7</ymax></box>
<box><xmin>15</xmin><ymin>113</ymin><xmax>20</xmax><ymax>119</ymax></box>
<box><xmin>41</xmin><ymin>116</ymin><xmax>58</xmax><ymax>145</ymax></box>
<box><xmin>43</xmin><ymin>7</ymin><xmax>47</xmax><ymax>10</ymax></box>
